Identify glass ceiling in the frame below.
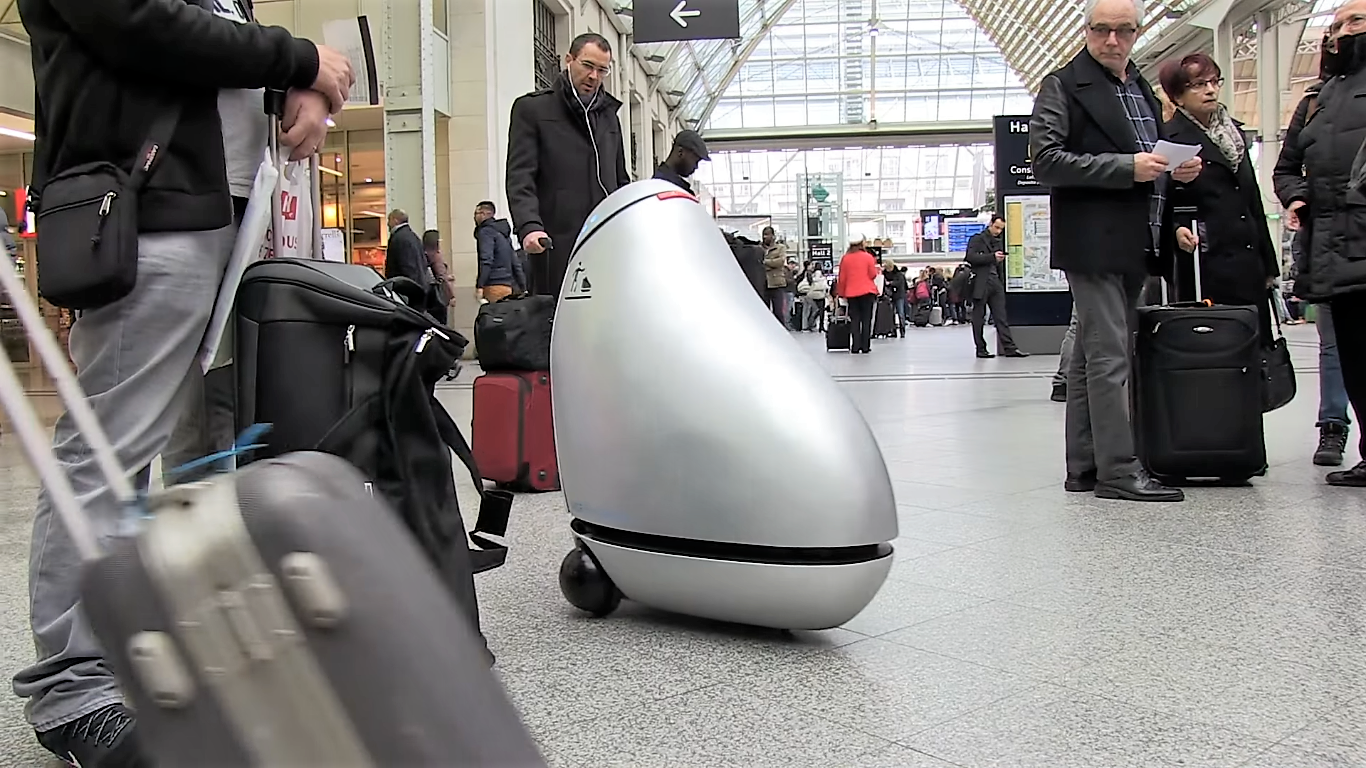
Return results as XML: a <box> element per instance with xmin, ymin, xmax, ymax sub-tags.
<box><xmin>622</xmin><ymin>0</ymin><xmax>1221</xmax><ymax>129</ymax></box>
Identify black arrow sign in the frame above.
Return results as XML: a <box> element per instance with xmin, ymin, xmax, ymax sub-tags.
<box><xmin>633</xmin><ymin>0</ymin><xmax>741</xmax><ymax>45</ymax></box>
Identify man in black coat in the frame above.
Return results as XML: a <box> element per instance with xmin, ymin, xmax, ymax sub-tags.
<box><xmin>506</xmin><ymin>32</ymin><xmax>631</xmax><ymax>298</ymax></box>
<box><xmin>1274</xmin><ymin>2</ymin><xmax>1366</xmax><ymax>486</ymax></box>
<box><xmin>965</xmin><ymin>215</ymin><xmax>1027</xmax><ymax>358</ymax></box>
<box><xmin>1030</xmin><ymin>0</ymin><xmax>1202</xmax><ymax>503</ymax></box>
<box><xmin>385</xmin><ymin>210</ymin><xmax>430</xmax><ymax>285</ymax></box>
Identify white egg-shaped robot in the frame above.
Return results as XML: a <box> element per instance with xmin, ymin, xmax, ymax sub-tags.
<box><xmin>551</xmin><ymin>179</ymin><xmax>898</xmax><ymax>630</ymax></box>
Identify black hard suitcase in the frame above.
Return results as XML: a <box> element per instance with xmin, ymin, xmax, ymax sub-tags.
<box><xmin>827</xmin><ymin>315</ymin><xmax>852</xmax><ymax>350</ymax></box>
<box><xmin>1133</xmin><ymin>217</ymin><xmax>1265</xmax><ymax>482</ymax></box>
<box><xmin>0</xmin><ymin>248</ymin><xmax>544</xmax><ymax>766</ymax></box>
<box><xmin>873</xmin><ymin>296</ymin><xmax>895</xmax><ymax>337</ymax></box>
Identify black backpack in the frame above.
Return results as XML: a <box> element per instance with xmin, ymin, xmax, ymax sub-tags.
<box><xmin>235</xmin><ymin>259</ymin><xmax>511</xmax><ymax>633</ymax></box>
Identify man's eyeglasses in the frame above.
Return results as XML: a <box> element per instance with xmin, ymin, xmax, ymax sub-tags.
<box><xmin>1088</xmin><ymin>24</ymin><xmax>1138</xmax><ymax>41</ymax></box>
<box><xmin>574</xmin><ymin>58</ymin><xmax>612</xmax><ymax>77</ymax></box>
<box><xmin>1330</xmin><ymin>13</ymin><xmax>1366</xmax><ymax>35</ymax></box>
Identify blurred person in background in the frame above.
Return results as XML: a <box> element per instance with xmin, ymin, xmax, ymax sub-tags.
<box><xmin>473</xmin><ymin>200</ymin><xmax>526</xmax><ymax>303</ymax></box>
<box><xmin>836</xmin><ymin>236</ymin><xmax>880</xmax><ymax>353</ymax></box>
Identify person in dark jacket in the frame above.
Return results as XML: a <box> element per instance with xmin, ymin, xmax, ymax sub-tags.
<box><xmin>965</xmin><ymin>216</ymin><xmax>1028</xmax><ymax>358</ymax></box>
<box><xmin>1273</xmin><ymin>3</ymin><xmax>1366</xmax><ymax>486</ymax></box>
<box><xmin>653</xmin><ymin>130</ymin><xmax>710</xmax><ymax>193</ymax></box>
<box><xmin>506</xmin><ymin>32</ymin><xmax>630</xmax><ymax>298</ymax></box>
<box><xmin>422</xmin><ymin>228</ymin><xmax>456</xmax><ymax>316</ymax></box>
<box><xmin>474</xmin><ymin>200</ymin><xmax>526</xmax><ymax>302</ymax></box>
<box><xmin>881</xmin><ymin>260</ymin><xmax>909</xmax><ymax>336</ymax></box>
<box><xmin>386</xmin><ymin>209</ymin><xmax>428</xmax><ymax>279</ymax></box>
<box><xmin>14</xmin><ymin>0</ymin><xmax>353</xmax><ymax>764</ymax></box>
<box><xmin>1159</xmin><ymin>54</ymin><xmax>1278</xmax><ymax>333</ymax></box>
<box><xmin>726</xmin><ymin>231</ymin><xmax>767</xmax><ymax>299</ymax></box>
<box><xmin>1030</xmin><ymin>0</ymin><xmax>1202</xmax><ymax>503</ymax></box>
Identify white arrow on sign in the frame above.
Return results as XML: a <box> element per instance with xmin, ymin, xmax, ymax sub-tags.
<box><xmin>670</xmin><ymin>0</ymin><xmax>702</xmax><ymax>27</ymax></box>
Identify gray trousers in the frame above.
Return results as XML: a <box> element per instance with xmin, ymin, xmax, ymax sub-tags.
<box><xmin>1064</xmin><ymin>271</ymin><xmax>1145</xmax><ymax>481</ymax></box>
<box><xmin>1054</xmin><ymin>307</ymin><xmax>1079</xmax><ymax>387</ymax></box>
<box><xmin>13</xmin><ymin>226</ymin><xmax>235</xmax><ymax>730</ymax></box>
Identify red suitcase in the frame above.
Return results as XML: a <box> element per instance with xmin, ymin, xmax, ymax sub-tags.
<box><xmin>472</xmin><ymin>371</ymin><xmax>560</xmax><ymax>492</ymax></box>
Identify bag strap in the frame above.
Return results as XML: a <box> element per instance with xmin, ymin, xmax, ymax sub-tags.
<box><xmin>128</xmin><ymin>104</ymin><xmax>183</xmax><ymax>192</ymax></box>
<box><xmin>317</xmin><ymin>328</ymin><xmax>511</xmax><ymax>573</ymax></box>
<box><xmin>1267</xmin><ymin>287</ymin><xmax>1285</xmax><ymax>340</ymax></box>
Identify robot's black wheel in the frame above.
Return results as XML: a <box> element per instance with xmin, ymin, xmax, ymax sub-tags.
<box><xmin>558</xmin><ymin>546</ymin><xmax>621</xmax><ymax>617</ymax></box>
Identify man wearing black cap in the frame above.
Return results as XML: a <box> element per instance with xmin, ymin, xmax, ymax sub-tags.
<box><xmin>653</xmin><ymin>129</ymin><xmax>710</xmax><ymax>194</ymax></box>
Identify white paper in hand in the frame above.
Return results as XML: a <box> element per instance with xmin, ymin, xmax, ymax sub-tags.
<box><xmin>1152</xmin><ymin>140</ymin><xmax>1201</xmax><ymax>170</ymax></box>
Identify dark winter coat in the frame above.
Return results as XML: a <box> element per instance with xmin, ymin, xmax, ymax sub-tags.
<box><xmin>475</xmin><ymin>217</ymin><xmax>526</xmax><ymax>291</ymax></box>
<box><xmin>1273</xmin><ymin>38</ymin><xmax>1366</xmax><ymax>302</ymax></box>
<box><xmin>1030</xmin><ymin>49</ymin><xmax>1175</xmax><ymax>277</ymax></box>
<box><xmin>1165</xmin><ymin>110</ymin><xmax>1278</xmax><ymax>305</ymax></box>
<box><xmin>22</xmin><ymin>0</ymin><xmax>320</xmax><ymax>233</ymax></box>
<box><xmin>965</xmin><ymin>229</ymin><xmax>1006</xmax><ymax>300</ymax></box>
<box><xmin>505</xmin><ymin>72</ymin><xmax>630</xmax><ymax>292</ymax></box>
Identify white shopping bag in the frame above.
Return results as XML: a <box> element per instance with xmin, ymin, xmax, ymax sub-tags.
<box><xmin>197</xmin><ymin>151</ymin><xmax>279</xmax><ymax>373</ymax></box>
<box><xmin>263</xmin><ymin>159</ymin><xmax>314</xmax><ymax>260</ymax></box>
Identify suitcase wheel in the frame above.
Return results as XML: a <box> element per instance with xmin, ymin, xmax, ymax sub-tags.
<box><xmin>559</xmin><ymin>545</ymin><xmax>621</xmax><ymax>618</ymax></box>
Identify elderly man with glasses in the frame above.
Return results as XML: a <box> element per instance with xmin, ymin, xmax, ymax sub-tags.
<box><xmin>1029</xmin><ymin>0</ymin><xmax>1203</xmax><ymax>503</ymax></box>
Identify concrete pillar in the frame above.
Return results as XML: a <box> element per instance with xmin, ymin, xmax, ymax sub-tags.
<box><xmin>1213</xmin><ymin>16</ymin><xmax>1235</xmax><ymax>107</ymax></box>
<box><xmin>1256</xmin><ymin>10</ymin><xmax>1284</xmax><ymax>259</ymax></box>
<box><xmin>383</xmin><ymin>0</ymin><xmax>439</xmax><ymax>232</ymax></box>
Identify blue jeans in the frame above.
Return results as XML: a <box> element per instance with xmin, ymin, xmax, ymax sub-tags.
<box><xmin>893</xmin><ymin>295</ymin><xmax>908</xmax><ymax>332</ymax></box>
<box><xmin>1317</xmin><ymin>303</ymin><xmax>1351</xmax><ymax>427</ymax></box>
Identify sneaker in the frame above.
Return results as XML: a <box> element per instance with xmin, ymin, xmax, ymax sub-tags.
<box><xmin>1326</xmin><ymin>460</ymin><xmax>1366</xmax><ymax>487</ymax></box>
<box><xmin>1050</xmin><ymin>383</ymin><xmax>1067</xmax><ymax>402</ymax></box>
<box><xmin>1314</xmin><ymin>423</ymin><xmax>1349</xmax><ymax>467</ymax></box>
<box><xmin>37</xmin><ymin>704</ymin><xmax>150</xmax><ymax>767</ymax></box>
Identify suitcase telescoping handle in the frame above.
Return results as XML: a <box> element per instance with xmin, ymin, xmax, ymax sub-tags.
<box><xmin>265</xmin><ymin>89</ymin><xmax>324</xmax><ymax>260</ymax></box>
<box><xmin>1169</xmin><ymin>204</ymin><xmax>1205</xmax><ymax>305</ymax></box>
<box><xmin>0</xmin><ymin>253</ymin><xmax>136</xmax><ymax>562</ymax></box>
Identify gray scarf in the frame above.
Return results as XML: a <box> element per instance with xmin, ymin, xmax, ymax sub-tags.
<box><xmin>1180</xmin><ymin>104</ymin><xmax>1244</xmax><ymax>171</ymax></box>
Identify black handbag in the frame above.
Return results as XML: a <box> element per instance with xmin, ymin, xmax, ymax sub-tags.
<box><xmin>32</xmin><ymin>107</ymin><xmax>181</xmax><ymax>310</ymax></box>
<box><xmin>1262</xmin><ymin>290</ymin><xmax>1297</xmax><ymax>413</ymax></box>
<box><xmin>473</xmin><ymin>294</ymin><xmax>554</xmax><ymax>371</ymax></box>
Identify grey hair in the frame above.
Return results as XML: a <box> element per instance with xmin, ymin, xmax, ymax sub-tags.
<box><xmin>1083</xmin><ymin>0</ymin><xmax>1145</xmax><ymax>26</ymax></box>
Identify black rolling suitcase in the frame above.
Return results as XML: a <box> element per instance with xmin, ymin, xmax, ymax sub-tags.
<box><xmin>827</xmin><ymin>313</ymin><xmax>852</xmax><ymax>351</ymax></box>
<box><xmin>873</xmin><ymin>296</ymin><xmax>895</xmax><ymax>337</ymax></box>
<box><xmin>1132</xmin><ymin>215</ymin><xmax>1265</xmax><ymax>483</ymax></box>
<box><xmin>0</xmin><ymin>251</ymin><xmax>544</xmax><ymax>766</ymax></box>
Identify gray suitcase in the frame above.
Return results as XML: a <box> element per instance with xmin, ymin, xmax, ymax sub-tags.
<box><xmin>0</xmin><ymin>188</ymin><xmax>544</xmax><ymax>768</ymax></box>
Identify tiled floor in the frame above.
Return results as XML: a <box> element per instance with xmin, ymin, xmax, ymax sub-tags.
<box><xmin>2</xmin><ymin>322</ymin><xmax>1365</xmax><ymax>767</ymax></box>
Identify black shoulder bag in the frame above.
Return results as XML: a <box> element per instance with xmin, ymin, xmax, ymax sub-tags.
<box><xmin>33</xmin><ymin>106</ymin><xmax>181</xmax><ymax>310</ymax></box>
<box><xmin>1262</xmin><ymin>288</ymin><xmax>1297</xmax><ymax>413</ymax></box>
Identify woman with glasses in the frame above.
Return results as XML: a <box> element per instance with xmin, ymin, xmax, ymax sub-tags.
<box><xmin>1158</xmin><ymin>53</ymin><xmax>1279</xmax><ymax>342</ymax></box>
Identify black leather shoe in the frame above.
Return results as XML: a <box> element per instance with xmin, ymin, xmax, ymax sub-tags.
<box><xmin>1004</xmin><ymin>349</ymin><xmax>1030</xmax><ymax>358</ymax></box>
<box><xmin>1064</xmin><ymin>471</ymin><xmax>1097</xmax><ymax>492</ymax></box>
<box><xmin>1094</xmin><ymin>471</ymin><xmax>1184</xmax><ymax>502</ymax></box>
<box><xmin>1326</xmin><ymin>461</ymin><xmax>1366</xmax><ymax>487</ymax></box>
<box><xmin>1050</xmin><ymin>383</ymin><xmax>1067</xmax><ymax>402</ymax></box>
<box><xmin>976</xmin><ymin>351</ymin><xmax>995</xmax><ymax>359</ymax></box>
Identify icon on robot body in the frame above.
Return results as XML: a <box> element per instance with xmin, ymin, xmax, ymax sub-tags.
<box><xmin>566</xmin><ymin>264</ymin><xmax>593</xmax><ymax>299</ymax></box>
